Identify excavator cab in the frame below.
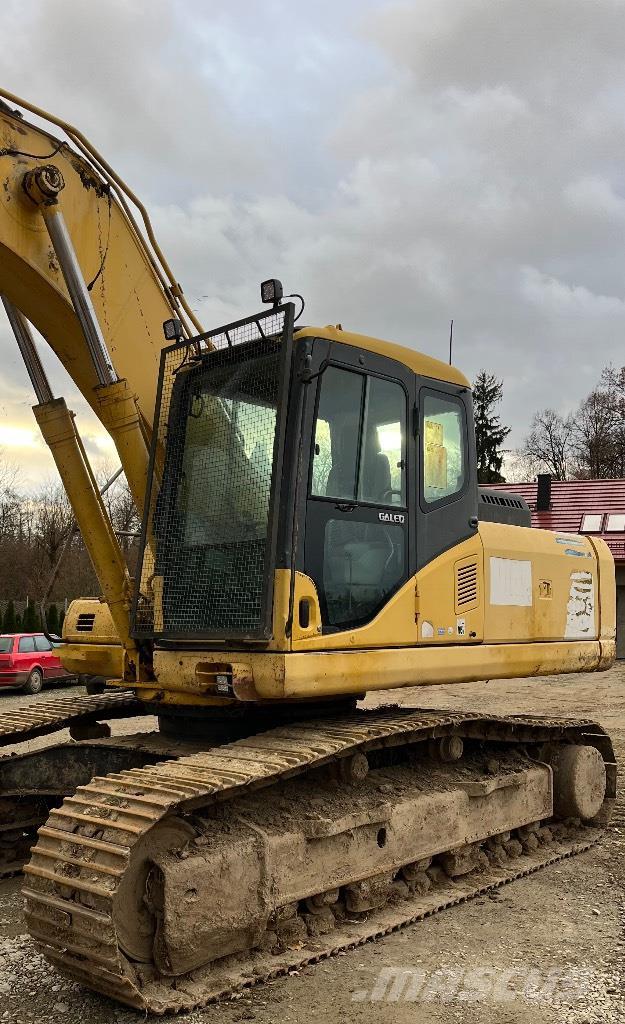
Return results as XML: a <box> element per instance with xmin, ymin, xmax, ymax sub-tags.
<box><xmin>132</xmin><ymin>298</ymin><xmax>479</xmax><ymax>648</ymax></box>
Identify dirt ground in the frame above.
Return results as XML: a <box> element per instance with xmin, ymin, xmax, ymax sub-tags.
<box><xmin>2</xmin><ymin>667</ymin><xmax>625</xmax><ymax>1024</ymax></box>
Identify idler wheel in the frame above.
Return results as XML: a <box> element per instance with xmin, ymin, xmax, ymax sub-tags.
<box><xmin>550</xmin><ymin>744</ymin><xmax>606</xmax><ymax>821</ymax></box>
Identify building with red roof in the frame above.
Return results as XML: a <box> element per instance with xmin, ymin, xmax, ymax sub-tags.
<box><xmin>492</xmin><ymin>475</ymin><xmax>625</xmax><ymax>657</ymax></box>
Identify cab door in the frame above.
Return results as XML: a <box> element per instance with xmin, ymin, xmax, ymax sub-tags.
<box><xmin>301</xmin><ymin>340</ymin><xmax>416</xmax><ymax>634</ymax></box>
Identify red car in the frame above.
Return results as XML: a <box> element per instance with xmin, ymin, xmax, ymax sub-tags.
<box><xmin>0</xmin><ymin>633</ymin><xmax>74</xmax><ymax>694</ymax></box>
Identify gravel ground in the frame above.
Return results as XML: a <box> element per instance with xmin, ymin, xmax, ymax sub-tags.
<box><xmin>1</xmin><ymin>667</ymin><xmax>625</xmax><ymax>1024</ymax></box>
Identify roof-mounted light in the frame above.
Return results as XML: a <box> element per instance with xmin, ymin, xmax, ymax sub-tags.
<box><xmin>260</xmin><ymin>278</ymin><xmax>283</xmax><ymax>305</ymax></box>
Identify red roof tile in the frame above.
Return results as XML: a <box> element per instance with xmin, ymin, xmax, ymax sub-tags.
<box><xmin>490</xmin><ymin>478</ymin><xmax>625</xmax><ymax>562</ymax></box>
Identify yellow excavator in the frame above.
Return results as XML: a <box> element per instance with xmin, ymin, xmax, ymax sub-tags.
<box><xmin>0</xmin><ymin>89</ymin><xmax>617</xmax><ymax>1013</ymax></box>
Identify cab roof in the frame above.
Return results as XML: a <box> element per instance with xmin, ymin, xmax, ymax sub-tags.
<box><xmin>294</xmin><ymin>325</ymin><xmax>470</xmax><ymax>389</ymax></box>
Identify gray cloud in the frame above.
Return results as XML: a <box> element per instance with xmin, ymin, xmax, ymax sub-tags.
<box><xmin>2</xmin><ymin>0</ymin><xmax>625</xmax><ymax>479</ymax></box>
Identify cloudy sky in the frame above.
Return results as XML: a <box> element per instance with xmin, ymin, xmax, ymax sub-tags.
<box><xmin>2</xmin><ymin>0</ymin><xmax>625</xmax><ymax>485</ymax></box>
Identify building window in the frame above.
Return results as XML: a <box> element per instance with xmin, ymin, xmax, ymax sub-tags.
<box><xmin>580</xmin><ymin>513</ymin><xmax>603</xmax><ymax>533</ymax></box>
<box><xmin>605</xmin><ymin>513</ymin><xmax>625</xmax><ymax>532</ymax></box>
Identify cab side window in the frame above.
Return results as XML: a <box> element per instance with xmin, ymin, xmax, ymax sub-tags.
<box><xmin>358</xmin><ymin>376</ymin><xmax>406</xmax><ymax>507</ymax></box>
<box><xmin>422</xmin><ymin>391</ymin><xmax>466</xmax><ymax>505</ymax></box>
<box><xmin>311</xmin><ymin>367</ymin><xmax>362</xmax><ymax>501</ymax></box>
<box><xmin>311</xmin><ymin>368</ymin><xmax>406</xmax><ymax>507</ymax></box>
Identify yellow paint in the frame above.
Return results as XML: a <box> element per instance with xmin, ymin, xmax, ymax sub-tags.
<box><xmin>61</xmin><ymin>642</ymin><xmax>124</xmax><ymax>678</ymax></box>
<box><xmin>34</xmin><ymin>398</ymin><xmax>136</xmax><ymax>669</ymax></box>
<box><xmin>152</xmin><ymin>637</ymin><xmax>608</xmax><ymax>704</ymax></box>
<box><xmin>479</xmin><ymin>522</ymin><xmax>601</xmax><ymax>643</ymax></box>
<box><xmin>0</xmin><ymin>111</ymin><xmax>175</xmax><ymax>433</ymax></box>
<box><xmin>94</xmin><ymin>379</ymin><xmax>150</xmax><ymax>520</ymax></box>
<box><xmin>295</xmin><ymin>326</ymin><xmax>469</xmax><ymax>388</ymax></box>
<box><xmin>588</xmin><ymin>536</ymin><xmax>617</xmax><ymax>643</ymax></box>
<box><xmin>145</xmin><ymin>521</ymin><xmax>616</xmax><ymax>706</ymax></box>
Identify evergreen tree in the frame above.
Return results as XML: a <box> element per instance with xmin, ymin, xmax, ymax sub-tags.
<box><xmin>472</xmin><ymin>371</ymin><xmax>511</xmax><ymax>484</ymax></box>
<box><xmin>59</xmin><ymin>607</ymin><xmax>65</xmax><ymax>635</ymax></box>
<box><xmin>22</xmin><ymin>602</ymin><xmax>37</xmax><ymax>632</ymax></box>
<box><xmin>47</xmin><ymin>603</ymin><xmax>59</xmax><ymax>634</ymax></box>
<box><xmin>14</xmin><ymin>612</ymin><xmax>22</xmax><ymax>631</ymax></box>
<box><xmin>3</xmin><ymin>600</ymin><xmax>16</xmax><ymax>632</ymax></box>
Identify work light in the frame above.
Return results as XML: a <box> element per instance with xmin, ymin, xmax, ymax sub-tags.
<box><xmin>260</xmin><ymin>278</ymin><xmax>283</xmax><ymax>305</ymax></box>
<box><xmin>163</xmin><ymin>318</ymin><xmax>184</xmax><ymax>341</ymax></box>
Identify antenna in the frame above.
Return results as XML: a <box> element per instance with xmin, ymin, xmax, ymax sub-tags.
<box><xmin>448</xmin><ymin>319</ymin><xmax>453</xmax><ymax>365</ymax></box>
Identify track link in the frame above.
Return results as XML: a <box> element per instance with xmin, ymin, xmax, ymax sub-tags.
<box><xmin>22</xmin><ymin>708</ymin><xmax>616</xmax><ymax>1013</ymax></box>
<box><xmin>0</xmin><ymin>690</ymin><xmax>145</xmax><ymax>877</ymax></box>
<box><xmin>0</xmin><ymin>690</ymin><xmax>142</xmax><ymax>748</ymax></box>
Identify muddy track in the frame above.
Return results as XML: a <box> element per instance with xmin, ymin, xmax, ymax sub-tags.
<box><xmin>21</xmin><ymin>707</ymin><xmax>615</xmax><ymax>1013</ymax></box>
<box><xmin>0</xmin><ymin>690</ymin><xmax>142</xmax><ymax>748</ymax></box>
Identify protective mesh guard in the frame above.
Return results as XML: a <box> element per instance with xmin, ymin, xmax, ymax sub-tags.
<box><xmin>132</xmin><ymin>306</ymin><xmax>293</xmax><ymax>640</ymax></box>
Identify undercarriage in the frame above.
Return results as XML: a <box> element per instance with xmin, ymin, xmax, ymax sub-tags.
<box><xmin>1</xmin><ymin>692</ymin><xmax>615</xmax><ymax>1013</ymax></box>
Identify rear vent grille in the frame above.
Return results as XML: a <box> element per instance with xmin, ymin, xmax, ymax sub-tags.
<box><xmin>76</xmin><ymin>613</ymin><xmax>96</xmax><ymax>633</ymax></box>
<box><xmin>456</xmin><ymin>562</ymin><xmax>478</xmax><ymax>609</ymax></box>
<box><xmin>479</xmin><ymin>493</ymin><xmax>524</xmax><ymax>509</ymax></box>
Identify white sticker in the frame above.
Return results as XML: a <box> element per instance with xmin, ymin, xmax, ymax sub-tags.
<box><xmin>421</xmin><ymin>620</ymin><xmax>434</xmax><ymax>639</ymax></box>
<box><xmin>564</xmin><ymin>571</ymin><xmax>595</xmax><ymax>639</ymax></box>
<box><xmin>457</xmin><ymin>618</ymin><xmax>466</xmax><ymax>636</ymax></box>
<box><xmin>490</xmin><ymin>557</ymin><xmax>532</xmax><ymax>607</ymax></box>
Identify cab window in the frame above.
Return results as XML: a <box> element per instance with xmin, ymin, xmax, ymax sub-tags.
<box><xmin>422</xmin><ymin>391</ymin><xmax>466</xmax><ymax>505</ymax></box>
<box><xmin>311</xmin><ymin>367</ymin><xmax>362</xmax><ymax>500</ymax></box>
<box><xmin>311</xmin><ymin>368</ymin><xmax>406</xmax><ymax>507</ymax></box>
<box><xmin>358</xmin><ymin>376</ymin><xmax>406</xmax><ymax>506</ymax></box>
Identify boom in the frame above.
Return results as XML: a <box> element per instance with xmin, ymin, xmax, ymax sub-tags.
<box><xmin>0</xmin><ymin>89</ymin><xmax>197</xmax><ymax>433</ymax></box>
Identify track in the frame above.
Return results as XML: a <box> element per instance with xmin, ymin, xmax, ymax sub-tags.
<box><xmin>21</xmin><ymin>707</ymin><xmax>616</xmax><ymax>1013</ymax></box>
<box><xmin>0</xmin><ymin>690</ymin><xmax>142</xmax><ymax>748</ymax></box>
<box><xmin>0</xmin><ymin>692</ymin><xmax>197</xmax><ymax>879</ymax></box>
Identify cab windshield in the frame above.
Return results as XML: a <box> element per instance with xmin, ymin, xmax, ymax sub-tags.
<box><xmin>155</xmin><ymin>340</ymin><xmax>284</xmax><ymax>637</ymax></box>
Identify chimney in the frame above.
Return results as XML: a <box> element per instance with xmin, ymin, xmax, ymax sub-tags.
<box><xmin>536</xmin><ymin>473</ymin><xmax>552</xmax><ymax>512</ymax></box>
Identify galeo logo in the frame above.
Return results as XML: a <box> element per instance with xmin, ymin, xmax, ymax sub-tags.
<box><xmin>379</xmin><ymin>511</ymin><xmax>405</xmax><ymax>524</ymax></box>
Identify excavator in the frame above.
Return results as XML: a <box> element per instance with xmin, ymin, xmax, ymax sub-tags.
<box><xmin>0</xmin><ymin>88</ymin><xmax>617</xmax><ymax>1013</ymax></box>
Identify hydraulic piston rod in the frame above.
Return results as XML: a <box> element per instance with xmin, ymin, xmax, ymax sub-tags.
<box><xmin>22</xmin><ymin>164</ymin><xmax>116</xmax><ymax>387</ymax></box>
<box><xmin>42</xmin><ymin>205</ymin><xmax>116</xmax><ymax>386</ymax></box>
<box><xmin>21</xmin><ymin>165</ymin><xmax>152</xmax><ymax>518</ymax></box>
<box><xmin>1</xmin><ymin>297</ymin><xmax>53</xmax><ymax>404</ymax></box>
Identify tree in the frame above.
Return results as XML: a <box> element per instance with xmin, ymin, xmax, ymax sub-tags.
<box><xmin>59</xmin><ymin>607</ymin><xmax>65</xmax><ymax>635</ymax></box>
<box><xmin>571</xmin><ymin>388</ymin><xmax>615</xmax><ymax>478</ymax></box>
<box><xmin>523</xmin><ymin>409</ymin><xmax>572</xmax><ymax>480</ymax></box>
<box><xmin>47</xmin><ymin>603</ymin><xmax>59</xmax><ymax>634</ymax></box>
<box><xmin>524</xmin><ymin>364</ymin><xmax>625</xmax><ymax>480</ymax></box>
<box><xmin>22</xmin><ymin>601</ymin><xmax>38</xmax><ymax>632</ymax></box>
<box><xmin>472</xmin><ymin>372</ymin><xmax>511</xmax><ymax>484</ymax></box>
<box><xmin>3</xmin><ymin>600</ymin><xmax>16</xmax><ymax>632</ymax></box>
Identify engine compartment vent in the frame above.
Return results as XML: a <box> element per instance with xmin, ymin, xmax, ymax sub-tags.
<box><xmin>478</xmin><ymin>488</ymin><xmax>531</xmax><ymax>527</ymax></box>
<box><xmin>76</xmin><ymin>613</ymin><xmax>96</xmax><ymax>633</ymax></box>
<box><xmin>455</xmin><ymin>562</ymin><xmax>478</xmax><ymax>611</ymax></box>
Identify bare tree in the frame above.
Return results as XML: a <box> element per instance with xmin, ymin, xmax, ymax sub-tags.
<box><xmin>523</xmin><ymin>409</ymin><xmax>573</xmax><ymax>480</ymax></box>
<box><xmin>599</xmin><ymin>365</ymin><xmax>625</xmax><ymax>476</ymax></box>
<box><xmin>571</xmin><ymin>389</ymin><xmax>616</xmax><ymax>479</ymax></box>
<box><xmin>524</xmin><ymin>365</ymin><xmax>625</xmax><ymax>481</ymax></box>
<box><xmin>0</xmin><ymin>449</ymin><xmax>22</xmax><ymax>538</ymax></box>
